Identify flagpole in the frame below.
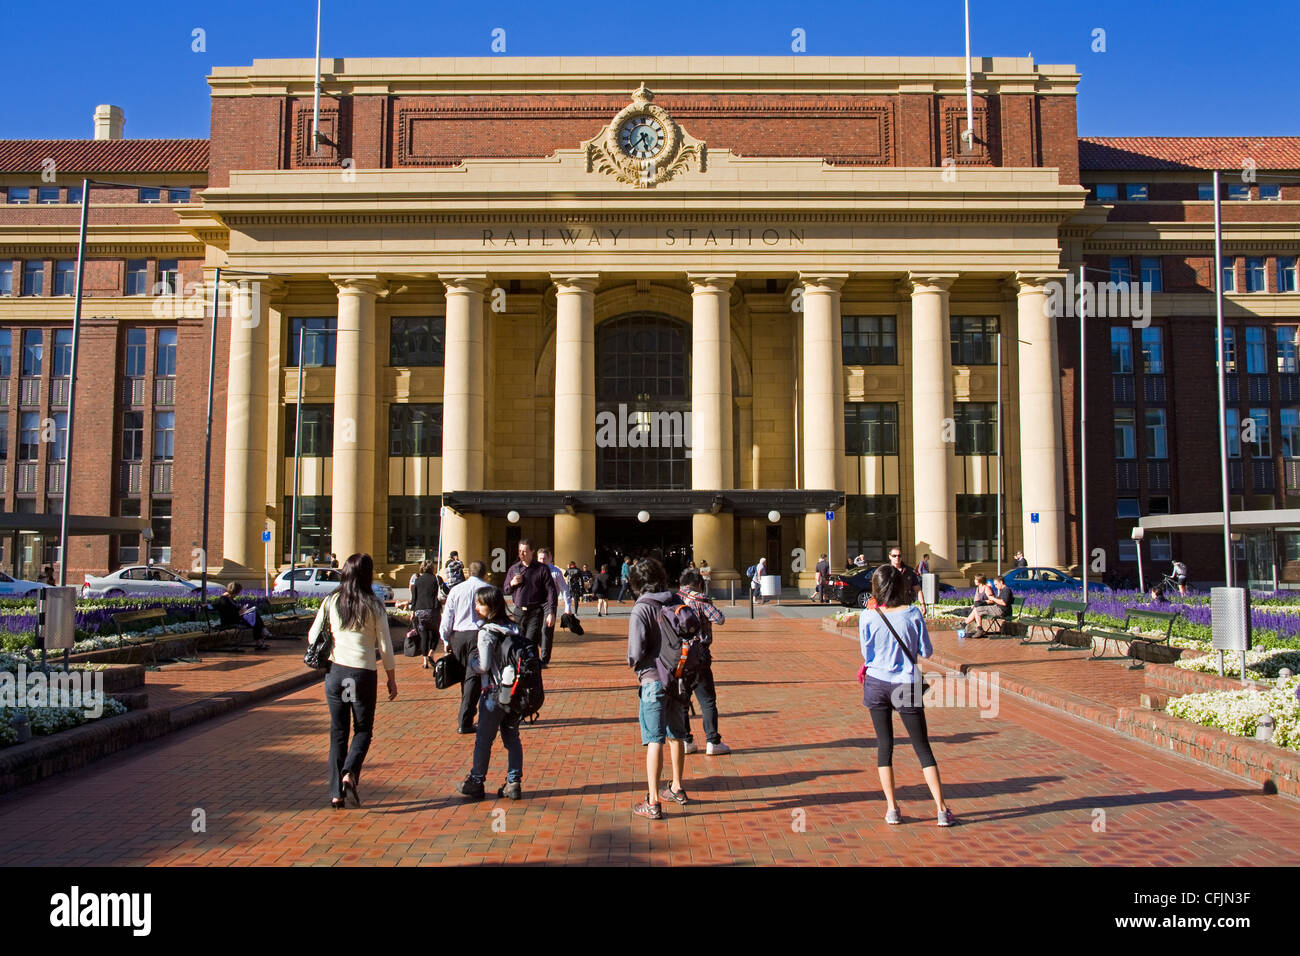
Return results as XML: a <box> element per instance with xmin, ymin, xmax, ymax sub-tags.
<box><xmin>312</xmin><ymin>0</ymin><xmax>323</xmax><ymax>150</ymax></box>
<box><xmin>963</xmin><ymin>0</ymin><xmax>974</xmax><ymax>149</ymax></box>
<box><xmin>56</xmin><ymin>177</ymin><xmax>90</xmax><ymax>587</ymax></box>
<box><xmin>1079</xmin><ymin>263</ymin><xmax>1088</xmax><ymax>595</ymax></box>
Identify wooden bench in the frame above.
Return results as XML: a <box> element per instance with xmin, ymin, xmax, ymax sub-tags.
<box><xmin>1018</xmin><ymin>598</ymin><xmax>1089</xmax><ymax>648</ymax></box>
<box><xmin>259</xmin><ymin>595</ymin><xmax>313</xmax><ymax>637</ymax></box>
<box><xmin>1086</xmin><ymin>609</ymin><xmax>1179</xmax><ymax>667</ymax></box>
<box><xmin>109</xmin><ymin>607</ymin><xmax>202</xmax><ymax>662</ymax></box>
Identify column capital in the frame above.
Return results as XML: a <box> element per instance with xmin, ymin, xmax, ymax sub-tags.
<box><xmin>905</xmin><ymin>272</ymin><xmax>959</xmax><ymax>295</ymax></box>
<box><xmin>439</xmin><ymin>274</ymin><xmax>490</xmax><ymax>296</ymax></box>
<box><xmin>797</xmin><ymin>273</ymin><xmax>849</xmax><ymax>294</ymax></box>
<box><xmin>550</xmin><ymin>274</ymin><xmax>600</xmax><ymax>295</ymax></box>
<box><xmin>1013</xmin><ymin>271</ymin><xmax>1068</xmax><ymax>296</ymax></box>
<box><xmin>687</xmin><ymin>273</ymin><xmax>736</xmax><ymax>294</ymax></box>
<box><xmin>329</xmin><ymin>274</ymin><xmax>386</xmax><ymax>296</ymax></box>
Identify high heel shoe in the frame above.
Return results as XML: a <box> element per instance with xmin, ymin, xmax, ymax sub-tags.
<box><xmin>342</xmin><ymin>776</ymin><xmax>361</xmax><ymax>808</ymax></box>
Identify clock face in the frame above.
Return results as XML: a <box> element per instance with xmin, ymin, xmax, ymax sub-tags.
<box><xmin>618</xmin><ymin>115</ymin><xmax>666</xmax><ymax>160</ymax></box>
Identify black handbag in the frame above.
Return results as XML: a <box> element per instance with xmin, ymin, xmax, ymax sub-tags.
<box><xmin>403</xmin><ymin>628</ymin><xmax>421</xmax><ymax>657</ymax></box>
<box><xmin>303</xmin><ymin>596</ymin><xmax>335</xmax><ymax>670</ymax></box>
<box><xmin>434</xmin><ymin>651</ymin><xmax>466</xmax><ymax>689</ymax></box>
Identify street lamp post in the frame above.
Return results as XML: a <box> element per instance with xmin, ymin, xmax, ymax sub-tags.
<box><xmin>1213</xmin><ymin>169</ymin><xmax>1234</xmax><ymax>587</ymax></box>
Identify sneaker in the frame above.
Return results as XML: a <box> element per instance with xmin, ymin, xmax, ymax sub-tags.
<box><xmin>633</xmin><ymin>798</ymin><xmax>664</xmax><ymax>820</ymax></box>
<box><xmin>706</xmin><ymin>741</ymin><xmax>731</xmax><ymax>756</ymax></box>
<box><xmin>885</xmin><ymin>808</ymin><xmax>902</xmax><ymax>825</ymax></box>
<box><xmin>683</xmin><ymin>739</ymin><xmax>699</xmax><ymax>754</ymax></box>
<box><xmin>456</xmin><ymin>778</ymin><xmax>485</xmax><ymax>800</ymax></box>
<box><xmin>497</xmin><ymin>781</ymin><xmax>522</xmax><ymax>800</ymax></box>
<box><xmin>937</xmin><ymin>808</ymin><xmax>956</xmax><ymax>827</ymax></box>
<box><xmin>659</xmin><ymin>785</ymin><xmax>690</xmax><ymax>805</ymax></box>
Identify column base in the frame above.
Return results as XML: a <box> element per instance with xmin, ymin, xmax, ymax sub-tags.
<box><xmin>691</xmin><ymin>512</ymin><xmax>735</xmax><ymax>587</ymax></box>
<box><xmin>553</xmin><ymin>513</ymin><xmax>595</xmax><ymax>569</ymax></box>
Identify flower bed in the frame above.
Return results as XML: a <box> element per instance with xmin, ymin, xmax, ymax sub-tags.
<box><xmin>1175</xmin><ymin>648</ymin><xmax>1300</xmax><ymax>680</ymax></box>
<box><xmin>1165</xmin><ymin>675</ymin><xmax>1300</xmax><ymax>752</ymax></box>
<box><xmin>0</xmin><ymin>698</ymin><xmax>129</xmax><ymax>748</ymax></box>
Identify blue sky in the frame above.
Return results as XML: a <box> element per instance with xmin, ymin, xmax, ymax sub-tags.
<box><xmin>1</xmin><ymin>0</ymin><xmax>1293</xmax><ymax>140</ymax></box>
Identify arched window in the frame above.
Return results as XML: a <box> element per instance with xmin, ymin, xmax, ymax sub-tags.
<box><xmin>595</xmin><ymin>313</ymin><xmax>691</xmax><ymax>489</ymax></box>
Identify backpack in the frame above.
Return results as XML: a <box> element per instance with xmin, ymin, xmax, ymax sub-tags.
<box><xmin>745</xmin><ymin>564</ymin><xmax>757</xmax><ymax>579</ymax></box>
<box><xmin>445</xmin><ymin>560</ymin><xmax>465</xmax><ymax>587</ymax></box>
<box><xmin>487</xmin><ymin>623</ymin><xmax>545</xmax><ymax>723</ymax></box>
<box><xmin>1173</xmin><ymin>561</ymin><xmax>1187</xmax><ymax>577</ymax></box>
<box><xmin>654</xmin><ymin>600</ymin><xmax>709</xmax><ymax>699</ymax></box>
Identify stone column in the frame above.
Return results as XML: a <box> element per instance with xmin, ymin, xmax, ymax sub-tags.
<box><xmin>1016</xmin><ymin>273</ymin><xmax>1067</xmax><ymax>567</ymax></box>
<box><xmin>221</xmin><ymin>277</ymin><xmax>278</xmax><ymax>575</ymax></box>
<box><xmin>800</xmin><ymin>274</ymin><xmax>848</xmax><ymax>577</ymax></box>
<box><xmin>689</xmin><ymin>274</ymin><xmax>737</xmax><ymax>581</ymax></box>
<box><xmin>909</xmin><ymin>274</ymin><xmax>958</xmax><ymax>570</ymax></box>
<box><xmin>329</xmin><ymin>276</ymin><xmax>384</xmax><ymax>562</ymax></box>
<box><xmin>551</xmin><ymin>275</ymin><xmax>598</xmax><ymax>567</ymax></box>
<box><xmin>440</xmin><ymin>276</ymin><xmax>488</xmax><ymax>565</ymax></box>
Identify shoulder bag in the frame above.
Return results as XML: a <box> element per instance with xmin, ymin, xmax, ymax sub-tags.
<box><xmin>304</xmin><ymin>595</ymin><xmax>335</xmax><ymax>670</ymax></box>
<box><xmin>873</xmin><ymin>606</ymin><xmax>928</xmax><ymax>706</ymax></box>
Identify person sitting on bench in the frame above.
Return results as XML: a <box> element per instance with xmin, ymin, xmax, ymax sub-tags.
<box><xmin>215</xmin><ymin>582</ymin><xmax>268</xmax><ymax>650</ymax></box>
<box><xmin>963</xmin><ymin>575</ymin><xmax>1012</xmax><ymax>633</ymax></box>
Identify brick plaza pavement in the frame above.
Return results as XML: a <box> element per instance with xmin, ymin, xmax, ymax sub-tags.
<box><xmin>2</xmin><ymin>611</ymin><xmax>1299</xmax><ymax>866</ymax></box>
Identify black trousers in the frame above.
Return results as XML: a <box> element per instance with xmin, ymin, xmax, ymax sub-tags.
<box><xmin>450</xmin><ymin>628</ymin><xmax>481</xmax><ymax>732</ymax></box>
<box><xmin>414</xmin><ymin>609</ymin><xmax>439</xmax><ymax>657</ymax></box>
<box><xmin>516</xmin><ymin>605</ymin><xmax>548</xmax><ymax>661</ymax></box>
<box><xmin>324</xmin><ymin>664</ymin><xmax>378</xmax><ymax>799</ymax></box>
<box><xmin>684</xmin><ymin>663</ymin><xmax>721</xmax><ymax>745</ymax></box>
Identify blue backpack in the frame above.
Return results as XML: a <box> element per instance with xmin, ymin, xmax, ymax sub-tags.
<box><xmin>745</xmin><ymin>564</ymin><xmax>757</xmax><ymax>578</ymax></box>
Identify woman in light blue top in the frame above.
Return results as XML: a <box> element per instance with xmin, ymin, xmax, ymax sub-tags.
<box><xmin>859</xmin><ymin>564</ymin><xmax>954</xmax><ymax>827</ymax></box>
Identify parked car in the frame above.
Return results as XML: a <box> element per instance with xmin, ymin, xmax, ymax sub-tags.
<box><xmin>82</xmin><ymin>565</ymin><xmax>225</xmax><ymax>599</ymax></box>
<box><xmin>0</xmin><ymin>571</ymin><xmax>51</xmax><ymax>598</ymax></box>
<box><xmin>272</xmin><ymin>567</ymin><xmax>394</xmax><ymax>604</ymax></box>
<box><xmin>1000</xmin><ymin>566</ymin><xmax>1107</xmax><ymax>594</ymax></box>
<box><xmin>831</xmin><ymin>568</ymin><xmax>953</xmax><ymax>608</ymax></box>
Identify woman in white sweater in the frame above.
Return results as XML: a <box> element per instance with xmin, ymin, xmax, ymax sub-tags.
<box><xmin>306</xmin><ymin>553</ymin><xmax>397</xmax><ymax>809</ymax></box>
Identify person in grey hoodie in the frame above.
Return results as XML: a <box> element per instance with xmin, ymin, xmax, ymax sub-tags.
<box><xmin>626</xmin><ymin>556</ymin><xmax>689</xmax><ymax>820</ymax></box>
<box><xmin>455</xmin><ymin>585</ymin><xmax>525</xmax><ymax>801</ymax></box>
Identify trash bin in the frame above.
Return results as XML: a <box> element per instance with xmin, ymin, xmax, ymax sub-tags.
<box><xmin>760</xmin><ymin>574</ymin><xmax>781</xmax><ymax>598</ymax></box>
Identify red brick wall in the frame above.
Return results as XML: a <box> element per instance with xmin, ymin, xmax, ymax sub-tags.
<box><xmin>1038</xmin><ymin>96</ymin><xmax>1080</xmax><ymax>184</ymax></box>
<box><xmin>208</xmin><ymin>97</ymin><xmax>285</xmax><ymax>187</ymax></box>
<box><xmin>66</xmin><ymin>322</ymin><xmax>118</xmax><ymax>579</ymax></box>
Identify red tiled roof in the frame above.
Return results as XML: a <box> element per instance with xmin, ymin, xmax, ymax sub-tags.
<box><xmin>0</xmin><ymin>139</ymin><xmax>209</xmax><ymax>174</ymax></box>
<box><xmin>1080</xmin><ymin>137</ymin><xmax>1300</xmax><ymax>172</ymax></box>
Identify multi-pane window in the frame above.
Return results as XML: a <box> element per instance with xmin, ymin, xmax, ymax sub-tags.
<box><xmin>596</xmin><ymin>317</ymin><xmax>689</xmax><ymax>400</ymax></box>
<box><xmin>149</xmin><ymin>498</ymin><xmax>171</xmax><ymax>564</ymax></box>
<box><xmin>1149</xmin><ymin>533</ymin><xmax>1173</xmax><ymax>562</ymax></box>
<box><xmin>1115</xmin><ymin>408</ymin><xmax>1136</xmax><ymax>459</ymax></box>
<box><xmin>1246</xmin><ymin>258</ymin><xmax>1266</xmax><ymax>293</ymax></box>
<box><xmin>954</xmin><ymin>402</ymin><xmax>997</xmax><ymax>455</ymax></box>
<box><xmin>156</xmin><ymin>329</ymin><xmax>177</xmax><ymax>376</ymax></box>
<box><xmin>845</xmin><ymin>495</ymin><xmax>900</xmax><ymax>564</ymax></box>
<box><xmin>956</xmin><ymin>494</ymin><xmax>998</xmax><ymax>561</ymax></box>
<box><xmin>283</xmin><ymin>496</ymin><xmax>331</xmax><ymax>561</ymax></box>
<box><xmin>22</xmin><ymin>261</ymin><xmax>43</xmax><ymax>296</ymax></box>
<box><xmin>1221</xmin><ymin>257</ymin><xmax>1236</xmax><ymax>293</ymax></box>
<box><xmin>168</xmin><ymin>187</ymin><xmax>191</xmax><ymax>203</ymax></box>
<box><xmin>1094</xmin><ymin>184</ymin><xmax>1118</xmax><ymax>201</ymax></box>
<box><xmin>37</xmin><ymin>186</ymin><xmax>59</xmax><ymax>205</ymax></box>
<box><xmin>66</xmin><ymin>185</ymin><xmax>82</xmax><ymax>204</ymax></box>
<box><xmin>1245</xmin><ymin>327</ymin><xmax>1267</xmax><ymax>374</ymax></box>
<box><xmin>125</xmin><ymin>329</ymin><xmax>147</xmax><ymax>376</ymax></box>
<box><xmin>1109</xmin><ymin>257</ymin><xmax>1132</xmax><ymax>284</ymax></box>
<box><xmin>1125</xmin><ymin>183</ymin><xmax>1149</xmax><ymax>201</ymax></box>
<box><xmin>1140</xmin><ymin>327</ymin><xmax>1165</xmax><ymax>375</ymax></box>
<box><xmin>285</xmin><ymin>404</ymin><xmax>334</xmax><ymax>457</ymax></box>
<box><xmin>1198</xmin><ymin>183</ymin><xmax>1216</xmax><ymax>201</ymax></box>
<box><xmin>153</xmin><ymin>411</ymin><xmax>175</xmax><ymax>459</ymax></box>
<box><xmin>288</xmin><ymin>318</ymin><xmax>337</xmax><ymax>367</ymax></box>
<box><xmin>117</xmin><ymin>499</ymin><xmax>141</xmax><ymax>564</ymax></box>
<box><xmin>1140</xmin><ymin>257</ymin><xmax>1163</xmax><ymax>292</ymax></box>
<box><xmin>18</xmin><ymin>412</ymin><xmax>40</xmax><ymax>461</ymax></box>
<box><xmin>0</xmin><ymin>330</ymin><xmax>9</xmax><ymax>375</ymax></box>
<box><xmin>842</xmin><ymin>316</ymin><xmax>898</xmax><ymax>365</ymax></box>
<box><xmin>1278</xmin><ymin>327</ymin><xmax>1300</xmax><ymax>374</ymax></box>
<box><xmin>0</xmin><ymin>414</ymin><xmax>7</xmax><ymax>461</ymax></box>
<box><xmin>51</xmin><ymin>412</ymin><xmax>68</xmax><ymax>461</ymax></box>
<box><xmin>1247</xmin><ymin>407</ymin><xmax>1271</xmax><ymax>457</ymax></box>
<box><xmin>389</xmin><ymin>316</ymin><xmax>445</xmax><ymax>366</ymax></box>
<box><xmin>1218</xmin><ymin>327</ymin><xmax>1237</xmax><ymax>372</ymax></box>
<box><xmin>1260</xmin><ymin>184</ymin><xmax>1282</xmax><ymax>201</ymax></box>
<box><xmin>1280</xmin><ymin>258</ymin><xmax>1298</xmax><ymax>293</ymax></box>
<box><xmin>1281</xmin><ymin>408</ymin><xmax>1300</xmax><ymax>458</ymax></box>
<box><xmin>1228</xmin><ymin>184</ymin><xmax>1251</xmax><ymax>201</ymax></box>
<box><xmin>122</xmin><ymin>412</ymin><xmax>144</xmax><ymax>461</ymax></box>
<box><xmin>387</xmin><ymin>496</ymin><xmax>441</xmax><ymax>563</ymax></box>
<box><xmin>1226</xmin><ymin>409</ymin><xmax>1241</xmax><ymax>457</ymax></box>
<box><xmin>7</xmin><ymin>187</ymin><xmax>31</xmax><ymax>204</ymax></box>
<box><xmin>125</xmin><ymin>260</ymin><xmax>148</xmax><ymax>296</ymax></box>
<box><xmin>156</xmin><ymin>259</ymin><xmax>179</xmax><ymax>295</ymax></box>
<box><xmin>1111</xmin><ymin>327</ymin><xmax>1133</xmax><ymax>374</ymax></box>
<box><xmin>52</xmin><ymin>329</ymin><xmax>73</xmax><ymax>377</ymax></box>
<box><xmin>844</xmin><ymin>403</ymin><xmax>898</xmax><ymax>455</ymax></box>
<box><xmin>0</xmin><ymin>263</ymin><xmax>11</xmax><ymax>296</ymax></box>
<box><xmin>21</xmin><ymin>330</ymin><xmax>42</xmax><ymax>376</ymax></box>
<box><xmin>53</xmin><ymin>260</ymin><xmax>76</xmax><ymax>296</ymax></box>
<box><xmin>138</xmin><ymin>187</ymin><xmax>161</xmax><ymax>204</ymax></box>
<box><xmin>388</xmin><ymin>403</ymin><xmax>443</xmax><ymax>457</ymax></box>
<box><xmin>1144</xmin><ymin>409</ymin><xmax>1168</xmax><ymax>459</ymax></box>
<box><xmin>949</xmin><ymin>317</ymin><xmax>998</xmax><ymax>365</ymax></box>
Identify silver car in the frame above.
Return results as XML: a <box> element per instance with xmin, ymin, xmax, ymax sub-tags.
<box><xmin>82</xmin><ymin>565</ymin><xmax>225</xmax><ymax>599</ymax></box>
<box><xmin>272</xmin><ymin>567</ymin><xmax>394</xmax><ymax>604</ymax></box>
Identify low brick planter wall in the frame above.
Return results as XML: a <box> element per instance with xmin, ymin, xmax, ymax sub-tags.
<box><xmin>1146</xmin><ymin>662</ymin><xmax>1270</xmax><ymax>697</ymax></box>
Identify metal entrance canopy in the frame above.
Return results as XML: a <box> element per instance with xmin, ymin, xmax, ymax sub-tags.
<box><xmin>0</xmin><ymin>513</ymin><xmax>150</xmax><ymax>536</ymax></box>
<box><xmin>1138</xmin><ymin>509</ymin><xmax>1300</xmax><ymax>535</ymax></box>
<box><xmin>442</xmin><ymin>490</ymin><xmax>845</xmax><ymax>519</ymax></box>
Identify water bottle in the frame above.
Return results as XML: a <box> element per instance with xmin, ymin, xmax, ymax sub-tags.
<box><xmin>956</xmin><ymin>627</ymin><xmax>966</xmax><ymax>641</ymax></box>
<box><xmin>501</xmin><ymin>664</ymin><xmax>516</xmax><ymax>685</ymax></box>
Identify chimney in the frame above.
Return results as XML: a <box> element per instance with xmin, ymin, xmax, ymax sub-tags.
<box><xmin>93</xmin><ymin>104</ymin><xmax>124</xmax><ymax>141</ymax></box>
